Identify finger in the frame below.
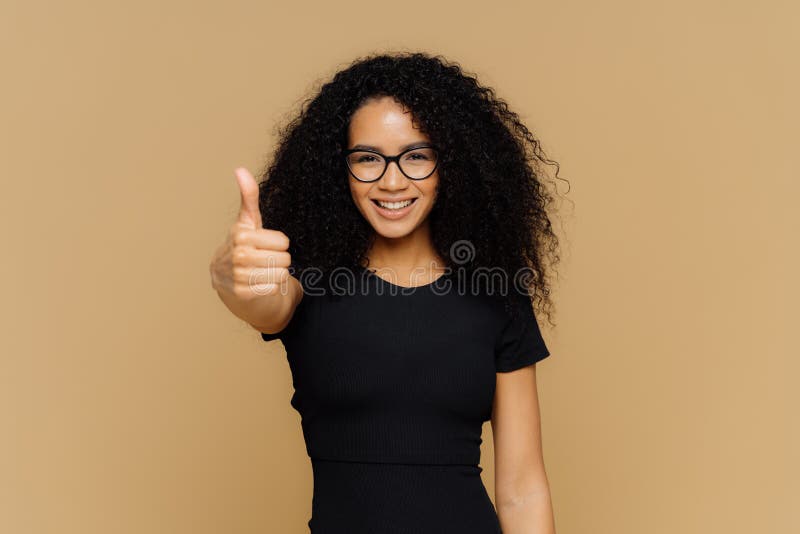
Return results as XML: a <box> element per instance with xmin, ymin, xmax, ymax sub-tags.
<box><xmin>230</xmin><ymin>224</ymin><xmax>290</xmax><ymax>251</ymax></box>
<box><xmin>232</xmin><ymin>248</ymin><xmax>292</xmax><ymax>269</ymax></box>
<box><xmin>234</xmin><ymin>167</ymin><xmax>263</xmax><ymax>229</ymax></box>
<box><xmin>236</xmin><ymin>267</ymin><xmax>292</xmax><ymax>294</ymax></box>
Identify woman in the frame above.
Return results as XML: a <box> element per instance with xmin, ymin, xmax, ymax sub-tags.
<box><xmin>209</xmin><ymin>51</ymin><xmax>563</xmax><ymax>533</ymax></box>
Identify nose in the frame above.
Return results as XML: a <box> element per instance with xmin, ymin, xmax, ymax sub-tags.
<box><xmin>378</xmin><ymin>160</ymin><xmax>409</xmax><ymax>190</ymax></box>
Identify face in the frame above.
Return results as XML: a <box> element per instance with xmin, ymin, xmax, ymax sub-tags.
<box><xmin>346</xmin><ymin>96</ymin><xmax>439</xmax><ymax>240</ymax></box>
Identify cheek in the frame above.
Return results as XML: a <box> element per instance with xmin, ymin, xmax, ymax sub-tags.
<box><xmin>348</xmin><ymin>179</ymin><xmax>362</xmax><ymax>196</ymax></box>
<box><xmin>349</xmin><ymin>181</ymin><xmax>372</xmax><ymax>205</ymax></box>
<box><xmin>423</xmin><ymin>177</ymin><xmax>439</xmax><ymax>201</ymax></box>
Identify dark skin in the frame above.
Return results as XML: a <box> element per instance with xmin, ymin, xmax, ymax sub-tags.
<box><xmin>209</xmin><ymin>94</ymin><xmax>555</xmax><ymax>534</ymax></box>
<box><xmin>346</xmin><ymin>95</ymin><xmax>447</xmax><ymax>286</ymax></box>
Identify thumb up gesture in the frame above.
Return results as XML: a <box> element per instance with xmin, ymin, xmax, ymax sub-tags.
<box><xmin>209</xmin><ymin>168</ymin><xmax>293</xmax><ymax>301</ymax></box>
<box><xmin>236</xmin><ymin>165</ymin><xmax>263</xmax><ymax>230</ymax></box>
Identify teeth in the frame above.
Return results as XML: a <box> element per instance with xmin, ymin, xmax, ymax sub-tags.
<box><xmin>377</xmin><ymin>199</ymin><xmax>413</xmax><ymax>209</ymax></box>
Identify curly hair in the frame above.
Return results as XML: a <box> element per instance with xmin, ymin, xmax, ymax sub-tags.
<box><xmin>256</xmin><ymin>51</ymin><xmax>567</xmax><ymax>327</ymax></box>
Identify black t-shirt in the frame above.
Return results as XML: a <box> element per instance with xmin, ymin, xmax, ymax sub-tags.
<box><xmin>260</xmin><ymin>264</ymin><xmax>550</xmax><ymax>466</ymax></box>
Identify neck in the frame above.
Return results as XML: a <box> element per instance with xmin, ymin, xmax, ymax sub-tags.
<box><xmin>364</xmin><ymin>220</ymin><xmax>445</xmax><ymax>272</ymax></box>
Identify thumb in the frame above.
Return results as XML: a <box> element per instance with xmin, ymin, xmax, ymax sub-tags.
<box><xmin>234</xmin><ymin>167</ymin><xmax>263</xmax><ymax>229</ymax></box>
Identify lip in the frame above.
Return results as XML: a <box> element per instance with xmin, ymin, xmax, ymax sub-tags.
<box><xmin>371</xmin><ymin>197</ymin><xmax>418</xmax><ymax>220</ymax></box>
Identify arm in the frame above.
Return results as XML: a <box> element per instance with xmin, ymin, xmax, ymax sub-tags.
<box><xmin>491</xmin><ymin>363</ymin><xmax>556</xmax><ymax>534</ymax></box>
<box><xmin>209</xmin><ymin>167</ymin><xmax>302</xmax><ymax>335</ymax></box>
<box><xmin>216</xmin><ymin>270</ymin><xmax>304</xmax><ymax>334</ymax></box>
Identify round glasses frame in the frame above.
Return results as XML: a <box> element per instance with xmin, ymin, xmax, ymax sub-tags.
<box><xmin>343</xmin><ymin>145</ymin><xmax>441</xmax><ymax>183</ymax></box>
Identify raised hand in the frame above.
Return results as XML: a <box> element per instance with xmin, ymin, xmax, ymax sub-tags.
<box><xmin>209</xmin><ymin>167</ymin><xmax>292</xmax><ymax>300</ymax></box>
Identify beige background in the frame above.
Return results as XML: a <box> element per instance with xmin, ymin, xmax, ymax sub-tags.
<box><xmin>2</xmin><ymin>1</ymin><xmax>797</xmax><ymax>533</ymax></box>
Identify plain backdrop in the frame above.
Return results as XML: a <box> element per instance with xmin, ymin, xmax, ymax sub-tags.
<box><xmin>1</xmin><ymin>1</ymin><xmax>797</xmax><ymax>533</ymax></box>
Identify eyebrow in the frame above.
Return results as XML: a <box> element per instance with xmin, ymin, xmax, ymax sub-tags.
<box><xmin>350</xmin><ymin>141</ymin><xmax>432</xmax><ymax>152</ymax></box>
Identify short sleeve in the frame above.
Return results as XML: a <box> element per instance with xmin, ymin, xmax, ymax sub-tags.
<box><xmin>260</xmin><ymin>329</ymin><xmax>283</xmax><ymax>342</ymax></box>
<box><xmin>494</xmin><ymin>298</ymin><xmax>550</xmax><ymax>372</ymax></box>
<box><xmin>259</xmin><ymin>295</ymin><xmax>306</xmax><ymax>343</ymax></box>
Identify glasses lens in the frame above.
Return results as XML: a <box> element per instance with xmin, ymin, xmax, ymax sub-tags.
<box><xmin>346</xmin><ymin>151</ymin><xmax>385</xmax><ymax>181</ymax></box>
<box><xmin>399</xmin><ymin>147</ymin><xmax>438</xmax><ymax>179</ymax></box>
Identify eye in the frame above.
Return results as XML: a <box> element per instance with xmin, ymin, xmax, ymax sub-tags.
<box><xmin>356</xmin><ymin>154</ymin><xmax>379</xmax><ymax>163</ymax></box>
<box><xmin>403</xmin><ymin>148</ymin><xmax>435</xmax><ymax>161</ymax></box>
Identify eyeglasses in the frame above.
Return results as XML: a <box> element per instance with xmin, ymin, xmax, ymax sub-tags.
<box><xmin>344</xmin><ymin>145</ymin><xmax>440</xmax><ymax>183</ymax></box>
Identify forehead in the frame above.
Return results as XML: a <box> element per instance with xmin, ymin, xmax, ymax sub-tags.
<box><xmin>348</xmin><ymin>96</ymin><xmax>429</xmax><ymax>147</ymax></box>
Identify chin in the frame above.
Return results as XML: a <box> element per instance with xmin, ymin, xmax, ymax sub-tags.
<box><xmin>371</xmin><ymin>225</ymin><xmax>416</xmax><ymax>239</ymax></box>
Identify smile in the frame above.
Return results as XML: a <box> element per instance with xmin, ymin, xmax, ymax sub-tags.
<box><xmin>373</xmin><ymin>198</ymin><xmax>416</xmax><ymax>209</ymax></box>
<box><xmin>370</xmin><ymin>198</ymin><xmax>418</xmax><ymax>219</ymax></box>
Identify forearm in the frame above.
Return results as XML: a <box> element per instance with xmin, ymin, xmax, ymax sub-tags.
<box><xmin>496</xmin><ymin>484</ymin><xmax>556</xmax><ymax>534</ymax></box>
<box><xmin>215</xmin><ymin>275</ymin><xmax>303</xmax><ymax>333</ymax></box>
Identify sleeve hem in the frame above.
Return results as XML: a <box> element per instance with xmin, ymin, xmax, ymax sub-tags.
<box><xmin>260</xmin><ymin>330</ymin><xmax>284</xmax><ymax>342</ymax></box>
<box><xmin>495</xmin><ymin>347</ymin><xmax>551</xmax><ymax>373</ymax></box>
